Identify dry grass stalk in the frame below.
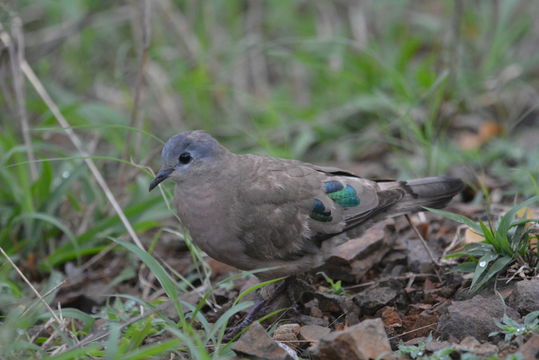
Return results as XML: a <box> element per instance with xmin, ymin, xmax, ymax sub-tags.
<box><xmin>0</xmin><ymin>24</ymin><xmax>145</xmax><ymax>251</ymax></box>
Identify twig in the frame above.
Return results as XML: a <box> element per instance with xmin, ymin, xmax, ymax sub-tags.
<box><xmin>387</xmin><ymin>322</ymin><xmax>438</xmax><ymax>340</ymax></box>
<box><xmin>126</xmin><ymin>0</ymin><xmax>151</xmax><ymax>155</ymax></box>
<box><xmin>157</xmin><ymin>0</ymin><xmax>201</xmax><ymax>63</ymax></box>
<box><xmin>245</xmin><ymin>0</ymin><xmax>269</xmax><ymax>98</ymax></box>
<box><xmin>448</xmin><ymin>0</ymin><xmax>463</xmax><ymax>80</ymax></box>
<box><xmin>328</xmin><ymin>311</ymin><xmax>347</xmax><ymax>328</ymax></box>
<box><xmin>0</xmin><ymin>24</ymin><xmax>145</xmax><ymax>251</ymax></box>
<box><xmin>405</xmin><ymin>214</ymin><xmax>443</xmax><ymax>282</ymax></box>
<box><xmin>343</xmin><ymin>273</ymin><xmax>437</xmax><ymax>291</ymax></box>
<box><xmin>7</xmin><ymin>17</ymin><xmax>37</xmax><ymax>180</ymax></box>
<box><xmin>20</xmin><ymin>280</ymin><xmax>66</xmax><ymax>319</ymax></box>
<box><xmin>0</xmin><ymin>246</ymin><xmax>68</xmax><ymax>335</ymax></box>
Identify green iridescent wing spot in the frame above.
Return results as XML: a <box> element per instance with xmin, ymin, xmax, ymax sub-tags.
<box><xmin>327</xmin><ymin>184</ymin><xmax>360</xmax><ymax>207</ymax></box>
<box><xmin>310</xmin><ymin>199</ymin><xmax>332</xmax><ymax>222</ymax></box>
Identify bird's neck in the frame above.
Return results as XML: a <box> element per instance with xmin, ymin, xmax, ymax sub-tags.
<box><xmin>172</xmin><ymin>155</ymin><xmax>239</xmax><ymax>246</ymax></box>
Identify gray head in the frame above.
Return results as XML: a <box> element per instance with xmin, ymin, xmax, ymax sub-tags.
<box><xmin>149</xmin><ymin>130</ymin><xmax>229</xmax><ymax>191</ymax></box>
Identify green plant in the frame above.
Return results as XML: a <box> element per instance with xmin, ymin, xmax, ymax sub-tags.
<box><xmin>318</xmin><ymin>272</ymin><xmax>347</xmax><ymax>296</ymax></box>
<box><xmin>397</xmin><ymin>336</ymin><xmax>455</xmax><ymax>360</ymax></box>
<box><xmin>397</xmin><ymin>335</ymin><xmax>526</xmax><ymax>360</ymax></box>
<box><xmin>397</xmin><ymin>335</ymin><xmax>430</xmax><ymax>359</ymax></box>
<box><xmin>489</xmin><ymin>311</ymin><xmax>539</xmax><ymax>341</ymax></box>
<box><xmin>427</xmin><ymin>196</ymin><xmax>539</xmax><ymax>295</ymax></box>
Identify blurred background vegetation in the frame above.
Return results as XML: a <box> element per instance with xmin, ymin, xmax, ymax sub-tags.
<box><xmin>0</xmin><ymin>0</ymin><xmax>538</xmax><ymax>358</ymax></box>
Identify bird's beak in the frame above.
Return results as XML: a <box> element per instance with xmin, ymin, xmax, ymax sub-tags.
<box><xmin>149</xmin><ymin>168</ymin><xmax>174</xmax><ymax>192</ymax></box>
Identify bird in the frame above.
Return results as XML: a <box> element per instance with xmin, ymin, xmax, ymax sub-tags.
<box><xmin>149</xmin><ymin>130</ymin><xmax>464</xmax><ymax>281</ymax></box>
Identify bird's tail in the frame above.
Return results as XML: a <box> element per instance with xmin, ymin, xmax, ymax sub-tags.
<box><xmin>377</xmin><ymin>176</ymin><xmax>464</xmax><ymax>217</ymax></box>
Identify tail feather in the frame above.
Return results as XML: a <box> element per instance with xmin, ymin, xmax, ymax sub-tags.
<box><xmin>378</xmin><ymin>176</ymin><xmax>464</xmax><ymax>217</ymax></box>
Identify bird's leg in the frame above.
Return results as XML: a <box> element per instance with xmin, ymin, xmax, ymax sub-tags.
<box><xmin>224</xmin><ymin>278</ymin><xmax>291</xmax><ymax>341</ymax></box>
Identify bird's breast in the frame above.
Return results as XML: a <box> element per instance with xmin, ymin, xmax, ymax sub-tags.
<box><xmin>174</xmin><ymin>183</ymin><xmax>242</xmax><ymax>263</ymax></box>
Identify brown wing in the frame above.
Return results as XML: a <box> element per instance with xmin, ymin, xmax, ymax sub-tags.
<box><xmin>231</xmin><ymin>156</ymin><xmax>403</xmax><ymax>261</ymax></box>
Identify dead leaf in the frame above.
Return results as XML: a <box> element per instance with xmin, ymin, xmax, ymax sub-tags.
<box><xmin>381</xmin><ymin>306</ymin><xmax>402</xmax><ymax>329</ymax></box>
<box><xmin>458</xmin><ymin>121</ymin><xmax>504</xmax><ymax>150</ymax></box>
<box><xmin>464</xmin><ymin>227</ymin><xmax>484</xmax><ymax>244</ymax></box>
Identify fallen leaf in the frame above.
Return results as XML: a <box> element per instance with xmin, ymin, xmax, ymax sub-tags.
<box><xmin>464</xmin><ymin>227</ymin><xmax>484</xmax><ymax>244</ymax></box>
<box><xmin>458</xmin><ymin>121</ymin><xmax>504</xmax><ymax>150</ymax></box>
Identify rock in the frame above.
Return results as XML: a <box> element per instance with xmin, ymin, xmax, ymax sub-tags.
<box><xmin>455</xmin><ymin>336</ymin><xmax>497</xmax><ymax>356</ymax></box>
<box><xmin>507</xmin><ymin>279</ymin><xmax>539</xmax><ymax>315</ymax></box>
<box><xmin>437</xmin><ymin>295</ymin><xmax>521</xmax><ymax>342</ymax></box>
<box><xmin>405</xmin><ymin>236</ymin><xmax>440</xmax><ymax>273</ymax></box>
<box><xmin>273</xmin><ymin>323</ymin><xmax>300</xmax><ymax>344</ymax></box>
<box><xmin>299</xmin><ymin>325</ymin><xmax>331</xmax><ymax>343</ymax></box>
<box><xmin>312</xmin><ymin>318</ymin><xmax>392</xmax><ymax>360</ymax></box>
<box><xmin>424</xmin><ymin>340</ymin><xmax>452</xmax><ymax>352</ymax></box>
<box><xmin>297</xmin><ymin>314</ymin><xmax>329</xmax><ymax>327</ymax></box>
<box><xmin>277</xmin><ymin>343</ymin><xmax>299</xmax><ymax>360</ymax></box>
<box><xmin>233</xmin><ymin>322</ymin><xmax>294</xmax><ymax>360</ymax></box>
<box><xmin>381</xmin><ymin>306</ymin><xmax>402</xmax><ymax>339</ymax></box>
<box><xmin>518</xmin><ymin>334</ymin><xmax>539</xmax><ymax>360</ymax></box>
<box><xmin>353</xmin><ymin>286</ymin><xmax>397</xmax><ymax>315</ymax></box>
<box><xmin>401</xmin><ymin>311</ymin><xmax>438</xmax><ymax>341</ymax></box>
<box><xmin>317</xmin><ymin>221</ymin><xmax>396</xmax><ymax>282</ymax></box>
<box><xmin>314</xmin><ymin>292</ymin><xmax>346</xmax><ymax>313</ymax></box>
<box><xmin>207</xmin><ymin>258</ymin><xmax>237</xmax><ymax>279</ymax></box>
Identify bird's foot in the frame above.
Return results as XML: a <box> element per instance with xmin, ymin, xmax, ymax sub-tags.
<box><xmin>224</xmin><ymin>278</ymin><xmax>293</xmax><ymax>342</ymax></box>
<box><xmin>223</xmin><ymin>298</ymin><xmax>267</xmax><ymax>342</ymax></box>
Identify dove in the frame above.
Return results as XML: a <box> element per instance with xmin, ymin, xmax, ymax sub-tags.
<box><xmin>149</xmin><ymin>130</ymin><xmax>464</xmax><ymax>281</ymax></box>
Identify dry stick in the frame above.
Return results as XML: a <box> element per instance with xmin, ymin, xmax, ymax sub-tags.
<box><xmin>387</xmin><ymin>322</ymin><xmax>438</xmax><ymax>341</ymax></box>
<box><xmin>405</xmin><ymin>214</ymin><xmax>443</xmax><ymax>282</ymax></box>
<box><xmin>343</xmin><ymin>273</ymin><xmax>437</xmax><ymax>291</ymax></box>
<box><xmin>448</xmin><ymin>0</ymin><xmax>463</xmax><ymax>78</ymax></box>
<box><xmin>0</xmin><ymin>246</ymin><xmax>68</xmax><ymax>333</ymax></box>
<box><xmin>6</xmin><ymin>18</ymin><xmax>37</xmax><ymax>180</ymax></box>
<box><xmin>157</xmin><ymin>0</ymin><xmax>201</xmax><ymax>62</ymax></box>
<box><xmin>0</xmin><ymin>27</ymin><xmax>145</xmax><ymax>251</ymax></box>
<box><xmin>126</xmin><ymin>0</ymin><xmax>151</xmax><ymax>157</ymax></box>
<box><xmin>20</xmin><ymin>280</ymin><xmax>66</xmax><ymax>319</ymax></box>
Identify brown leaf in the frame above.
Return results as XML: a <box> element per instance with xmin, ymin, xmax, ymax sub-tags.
<box><xmin>464</xmin><ymin>227</ymin><xmax>484</xmax><ymax>244</ymax></box>
<box><xmin>458</xmin><ymin>121</ymin><xmax>504</xmax><ymax>150</ymax></box>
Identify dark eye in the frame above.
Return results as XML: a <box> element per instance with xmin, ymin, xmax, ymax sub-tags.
<box><xmin>178</xmin><ymin>152</ymin><xmax>192</xmax><ymax>164</ymax></box>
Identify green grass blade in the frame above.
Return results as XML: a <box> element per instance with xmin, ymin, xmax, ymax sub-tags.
<box><xmin>470</xmin><ymin>256</ymin><xmax>513</xmax><ymax>295</ymax></box>
<box><xmin>118</xmin><ymin>339</ymin><xmax>181</xmax><ymax>360</ymax></box>
<box><xmin>112</xmin><ymin>239</ymin><xmax>186</xmax><ymax>326</ymax></box>
<box><xmin>45</xmin><ymin>344</ymin><xmax>101</xmax><ymax>360</ymax></box>
<box><xmin>469</xmin><ymin>253</ymin><xmax>497</xmax><ymax>291</ymax></box>
<box><xmin>424</xmin><ymin>207</ymin><xmax>482</xmax><ymax>233</ymax></box>
<box><xmin>233</xmin><ymin>277</ymin><xmax>285</xmax><ymax>306</ymax></box>
<box><xmin>497</xmin><ymin>196</ymin><xmax>539</xmax><ymax>240</ymax></box>
<box><xmin>208</xmin><ymin>301</ymin><xmax>253</xmax><ymax>344</ymax></box>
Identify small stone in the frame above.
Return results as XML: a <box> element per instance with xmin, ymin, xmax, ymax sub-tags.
<box><xmin>425</xmin><ymin>340</ymin><xmax>452</xmax><ymax>352</ymax></box>
<box><xmin>298</xmin><ymin>314</ymin><xmax>329</xmax><ymax>327</ymax></box>
<box><xmin>518</xmin><ymin>334</ymin><xmax>539</xmax><ymax>360</ymax></box>
<box><xmin>381</xmin><ymin>306</ymin><xmax>402</xmax><ymax>331</ymax></box>
<box><xmin>318</xmin><ymin>221</ymin><xmax>396</xmax><ymax>282</ymax></box>
<box><xmin>273</xmin><ymin>323</ymin><xmax>300</xmax><ymax>344</ymax></box>
<box><xmin>299</xmin><ymin>325</ymin><xmax>331</xmax><ymax>343</ymax></box>
<box><xmin>455</xmin><ymin>336</ymin><xmax>498</xmax><ymax>356</ymax></box>
<box><xmin>353</xmin><ymin>287</ymin><xmax>397</xmax><ymax>315</ymax></box>
<box><xmin>207</xmin><ymin>258</ymin><xmax>237</xmax><ymax>279</ymax></box>
<box><xmin>437</xmin><ymin>295</ymin><xmax>521</xmax><ymax>342</ymax></box>
<box><xmin>305</xmin><ymin>299</ymin><xmax>325</xmax><ymax>318</ymax></box>
<box><xmin>311</xmin><ymin>318</ymin><xmax>392</xmax><ymax>360</ymax></box>
<box><xmin>233</xmin><ymin>322</ymin><xmax>294</xmax><ymax>360</ymax></box>
<box><xmin>315</xmin><ymin>292</ymin><xmax>345</xmax><ymax>313</ymax></box>
<box><xmin>507</xmin><ymin>279</ymin><xmax>539</xmax><ymax>315</ymax></box>
<box><xmin>405</xmin><ymin>236</ymin><xmax>440</xmax><ymax>273</ymax></box>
